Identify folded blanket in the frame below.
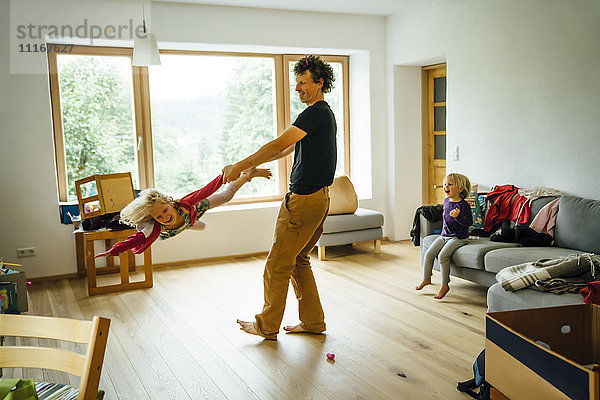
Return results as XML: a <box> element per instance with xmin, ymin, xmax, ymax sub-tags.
<box><xmin>580</xmin><ymin>281</ymin><xmax>600</xmax><ymax>305</ymax></box>
<box><xmin>531</xmin><ymin>277</ymin><xmax>589</xmax><ymax>294</ymax></box>
<box><xmin>496</xmin><ymin>253</ymin><xmax>600</xmax><ymax>292</ymax></box>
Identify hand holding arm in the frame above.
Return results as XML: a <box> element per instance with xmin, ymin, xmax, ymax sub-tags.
<box><xmin>222</xmin><ymin>126</ymin><xmax>306</xmax><ymax>183</ymax></box>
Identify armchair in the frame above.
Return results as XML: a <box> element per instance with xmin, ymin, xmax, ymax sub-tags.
<box><xmin>315</xmin><ymin>175</ymin><xmax>384</xmax><ymax>260</ymax></box>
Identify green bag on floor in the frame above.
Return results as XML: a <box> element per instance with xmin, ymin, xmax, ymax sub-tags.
<box><xmin>0</xmin><ymin>379</ymin><xmax>39</xmax><ymax>400</ymax></box>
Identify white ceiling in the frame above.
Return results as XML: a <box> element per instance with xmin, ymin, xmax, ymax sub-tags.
<box><xmin>156</xmin><ymin>0</ymin><xmax>446</xmax><ymax>17</ymax></box>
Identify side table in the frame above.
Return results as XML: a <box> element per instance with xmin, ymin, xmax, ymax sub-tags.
<box><xmin>74</xmin><ymin>229</ymin><xmax>153</xmax><ymax>296</ymax></box>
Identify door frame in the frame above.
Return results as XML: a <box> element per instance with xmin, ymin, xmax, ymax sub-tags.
<box><xmin>422</xmin><ymin>63</ymin><xmax>447</xmax><ymax>205</ymax></box>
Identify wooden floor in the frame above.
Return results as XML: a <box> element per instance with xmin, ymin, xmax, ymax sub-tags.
<box><xmin>5</xmin><ymin>241</ymin><xmax>488</xmax><ymax>399</ymax></box>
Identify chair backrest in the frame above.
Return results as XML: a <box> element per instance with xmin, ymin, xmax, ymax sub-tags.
<box><xmin>0</xmin><ymin>314</ymin><xmax>110</xmax><ymax>400</ymax></box>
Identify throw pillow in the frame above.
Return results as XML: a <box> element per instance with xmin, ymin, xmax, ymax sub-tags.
<box><xmin>328</xmin><ymin>175</ymin><xmax>358</xmax><ymax>215</ymax></box>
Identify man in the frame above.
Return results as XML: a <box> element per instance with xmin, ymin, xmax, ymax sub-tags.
<box><xmin>222</xmin><ymin>55</ymin><xmax>337</xmax><ymax>340</ymax></box>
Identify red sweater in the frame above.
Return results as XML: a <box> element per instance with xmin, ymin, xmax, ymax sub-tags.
<box><xmin>106</xmin><ymin>174</ymin><xmax>223</xmax><ymax>256</ymax></box>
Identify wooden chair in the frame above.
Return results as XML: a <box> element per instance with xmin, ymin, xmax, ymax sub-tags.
<box><xmin>0</xmin><ymin>314</ymin><xmax>111</xmax><ymax>400</ymax></box>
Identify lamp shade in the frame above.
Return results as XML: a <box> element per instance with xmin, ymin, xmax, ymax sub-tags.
<box><xmin>132</xmin><ymin>33</ymin><xmax>161</xmax><ymax>66</ymax></box>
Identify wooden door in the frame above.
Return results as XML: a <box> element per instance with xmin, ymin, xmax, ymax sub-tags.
<box><xmin>425</xmin><ymin>64</ymin><xmax>447</xmax><ymax>205</ymax></box>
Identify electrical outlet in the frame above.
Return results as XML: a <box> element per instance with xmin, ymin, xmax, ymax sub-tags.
<box><xmin>17</xmin><ymin>247</ymin><xmax>36</xmax><ymax>257</ymax></box>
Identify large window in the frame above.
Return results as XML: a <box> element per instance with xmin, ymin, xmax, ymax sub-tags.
<box><xmin>148</xmin><ymin>54</ymin><xmax>279</xmax><ymax>198</ymax></box>
<box><xmin>49</xmin><ymin>47</ymin><xmax>349</xmax><ymax>203</ymax></box>
<box><xmin>285</xmin><ymin>55</ymin><xmax>349</xmax><ymax>176</ymax></box>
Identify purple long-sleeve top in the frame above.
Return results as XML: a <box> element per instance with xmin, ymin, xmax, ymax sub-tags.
<box><xmin>441</xmin><ymin>198</ymin><xmax>473</xmax><ymax>239</ymax></box>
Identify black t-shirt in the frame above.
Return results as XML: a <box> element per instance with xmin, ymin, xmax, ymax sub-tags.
<box><xmin>290</xmin><ymin>100</ymin><xmax>337</xmax><ymax>194</ymax></box>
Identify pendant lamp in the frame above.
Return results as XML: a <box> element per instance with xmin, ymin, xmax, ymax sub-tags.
<box><xmin>132</xmin><ymin>1</ymin><xmax>160</xmax><ymax>66</ymax></box>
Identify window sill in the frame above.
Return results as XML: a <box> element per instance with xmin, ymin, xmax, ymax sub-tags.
<box><xmin>206</xmin><ymin>200</ymin><xmax>281</xmax><ymax>214</ymax></box>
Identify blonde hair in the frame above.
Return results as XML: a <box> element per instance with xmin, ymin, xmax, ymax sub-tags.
<box><xmin>119</xmin><ymin>188</ymin><xmax>173</xmax><ymax>227</ymax></box>
<box><xmin>446</xmin><ymin>173</ymin><xmax>471</xmax><ymax>199</ymax></box>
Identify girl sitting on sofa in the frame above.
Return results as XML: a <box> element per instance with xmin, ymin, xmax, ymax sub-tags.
<box><xmin>416</xmin><ymin>173</ymin><xmax>473</xmax><ymax>299</ymax></box>
<box><xmin>95</xmin><ymin>167</ymin><xmax>271</xmax><ymax>258</ymax></box>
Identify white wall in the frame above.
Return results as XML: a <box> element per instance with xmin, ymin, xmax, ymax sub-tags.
<box><xmin>387</xmin><ymin>66</ymin><xmax>422</xmax><ymax>240</ymax></box>
<box><xmin>0</xmin><ymin>0</ymin><xmax>387</xmax><ymax>278</ymax></box>
<box><xmin>386</xmin><ymin>0</ymin><xmax>600</xmax><ymax>240</ymax></box>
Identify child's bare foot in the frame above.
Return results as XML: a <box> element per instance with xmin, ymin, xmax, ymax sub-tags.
<box><xmin>283</xmin><ymin>324</ymin><xmax>308</xmax><ymax>333</ymax></box>
<box><xmin>242</xmin><ymin>167</ymin><xmax>272</xmax><ymax>180</ymax></box>
<box><xmin>236</xmin><ymin>319</ymin><xmax>277</xmax><ymax>340</ymax></box>
<box><xmin>415</xmin><ymin>280</ymin><xmax>432</xmax><ymax>290</ymax></box>
<box><xmin>434</xmin><ymin>284</ymin><xmax>450</xmax><ymax>299</ymax></box>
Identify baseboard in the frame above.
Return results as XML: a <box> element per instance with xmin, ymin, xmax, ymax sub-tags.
<box><xmin>30</xmin><ymin>239</ymin><xmax>393</xmax><ymax>282</ymax></box>
<box><xmin>152</xmin><ymin>251</ymin><xmax>270</xmax><ymax>269</ymax></box>
<box><xmin>28</xmin><ymin>272</ymin><xmax>79</xmax><ymax>283</ymax></box>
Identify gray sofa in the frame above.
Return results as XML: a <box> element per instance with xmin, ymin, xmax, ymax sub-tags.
<box><xmin>420</xmin><ymin>195</ymin><xmax>600</xmax><ymax>312</ymax></box>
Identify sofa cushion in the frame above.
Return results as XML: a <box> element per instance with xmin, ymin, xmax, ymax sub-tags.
<box><xmin>452</xmin><ymin>238</ymin><xmax>521</xmax><ymax>270</ymax></box>
<box><xmin>486</xmin><ymin>282</ymin><xmax>584</xmax><ymax>312</ymax></box>
<box><xmin>323</xmin><ymin>208</ymin><xmax>383</xmax><ymax>234</ymax></box>
<box><xmin>421</xmin><ymin>235</ymin><xmax>520</xmax><ymax>270</ymax></box>
<box><xmin>316</xmin><ymin>227</ymin><xmax>382</xmax><ymax>247</ymax></box>
<box><xmin>484</xmin><ymin>247</ymin><xmax>585</xmax><ymax>273</ymax></box>
<box><xmin>554</xmin><ymin>195</ymin><xmax>600</xmax><ymax>254</ymax></box>
<box><xmin>529</xmin><ymin>196</ymin><xmax>559</xmax><ymax>221</ymax></box>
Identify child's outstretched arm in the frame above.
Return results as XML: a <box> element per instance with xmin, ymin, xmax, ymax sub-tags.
<box><xmin>94</xmin><ymin>231</ymin><xmax>146</xmax><ymax>258</ymax></box>
<box><xmin>206</xmin><ymin>168</ymin><xmax>271</xmax><ymax>209</ymax></box>
<box><xmin>95</xmin><ymin>222</ymin><xmax>160</xmax><ymax>258</ymax></box>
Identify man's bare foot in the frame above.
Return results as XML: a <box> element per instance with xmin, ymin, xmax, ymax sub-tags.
<box><xmin>415</xmin><ymin>280</ymin><xmax>432</xmax><ymax>290</ymax></box>
<box><xmin>236</xmin><ymin>319</ymin><xmax>277</xmax><ymax>340</ymax></box>
<box><xmin>283</xmin><ymin>324</ymin><xmax>309</xmax><ymax>333</ymax></box>
<box><xmin>434</xmin><ymin>284</ymin><xmax>450</xmax><ymax>299</ymax></box>
<box><xmin>242</xmin><ymin>167</ymin><xmax>272</xmax><ymax>180</ymax></box>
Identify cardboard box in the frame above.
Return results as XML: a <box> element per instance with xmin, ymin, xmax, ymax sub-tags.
<box><xmin>486</xmin><ymin>304</ymin><xmax>599</xmax><ymax>400</ymax></box>
<box><xmin>75</xmin><ymin>172</ymin><xmax>134</xmax><ymax>219</ymax></box>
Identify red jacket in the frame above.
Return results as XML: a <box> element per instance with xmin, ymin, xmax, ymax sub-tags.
<box><xmin>483</xmin><ymin>184</ymin><xmax>531</xmax><ymax>231</ymax></box>
<box><xmin>106</xmin><ymin>174</ymin><xmax>223</xmax><ymax>256</ymax></box>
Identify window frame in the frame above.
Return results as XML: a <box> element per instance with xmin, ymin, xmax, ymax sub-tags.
<box><xmin>283</xmin><ymin>54</ymin><xmax>350</xmax><ymax>178</ymax></box>
<box><xmin>49</xmin><ymin>46</ymin><xmax>349</xmax><ymax>204</ymax></box>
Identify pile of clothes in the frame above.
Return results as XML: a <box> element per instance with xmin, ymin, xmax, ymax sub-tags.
<box><xmin>496</xmin><ymin>253</ymin><xmax>600</xmax><ymax>304</ymax></box>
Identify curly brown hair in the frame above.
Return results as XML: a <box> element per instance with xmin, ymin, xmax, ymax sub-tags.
<box><xmin>293</xmin><ymin>55</ymin><xmax>335</xmax><ymax>93</ymax></box>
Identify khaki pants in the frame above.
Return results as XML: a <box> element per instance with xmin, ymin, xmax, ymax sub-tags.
<box><xmin>254</xmin><ymin>187</ymin><xmax>329</xmax><ymax>336</ymax></box>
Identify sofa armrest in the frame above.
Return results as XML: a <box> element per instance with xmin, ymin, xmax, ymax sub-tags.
<box><xmin>420</xmin><ymin>214</ymin><xmax>442</xmax><ymax>241</ymax></box>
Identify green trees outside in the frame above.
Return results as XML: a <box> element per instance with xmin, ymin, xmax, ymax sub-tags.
<box><xmin>150</xmin><ymin>95</ymin><xmax>225</xmax><ymax>196</ymax></box>
<box><xmin>58</xmin><ymin>55</ymin><xmax>137</xmax><ymax>200</ymax></box>
<box><xmin>150</xmin><ymin>57</ymin><xmax>278</xmax><ymax>197</ymax></box>
<box><xmin>220</xmin><ymin>59</ymin><xmax>278</xmax><ymax>196</ymax></box>
<box><xmin>59</xmin><ymin>55</ymin><xmax>279</xmax><ymax>200</ymax></box>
